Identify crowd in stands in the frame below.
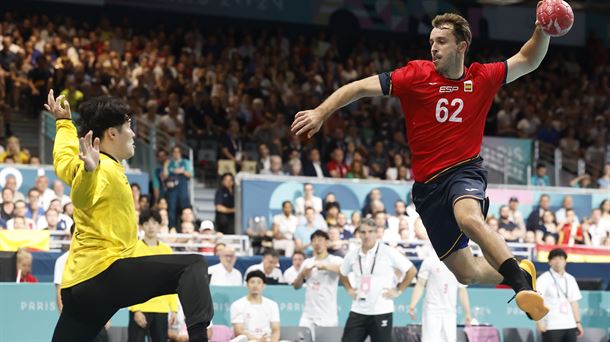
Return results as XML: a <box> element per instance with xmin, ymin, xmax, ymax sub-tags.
<box><xmin>0</xmin><ymin>10</ymin><xmax>608</xmax><ymax>188</ymax></box>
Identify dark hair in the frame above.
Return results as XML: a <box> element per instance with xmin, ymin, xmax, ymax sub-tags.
<box><xmin>262</xmin><ymin>249</ymin><xmax>280</xmax><ymax>259</ymax></box>
<box><xmin>139</xmin><ymin>209</ymin><xmax>162</xmax><ymax>225</ymax></box>
<box><xmin>292</xmin><ymin>251</ymin><xmax>306</xmax><ymax>258</ymax></box>
<box><xmin>431</xmin><ymin>13</ymin><xmax>472</xmax><ymax>52</ymax></box>
<box><xmin>310</xmin><ymin>229</ymin><xmax>330</xmax><ymax>241</ymax></box>
<box><xmin>131</xmin><ymin>183</ymin><xmax>141</xmax><ymax>191</ymax></box>
<box><xmin>548</xmin><ymin>248</ymin><xmax>567</xmax><ymax>261</ymax></box>
<box><xmin>536</xmin><ymin>163</ymin><xmax>546</xmax><ymax>169</ymax></box>
<box><xmin>246</xmin><ymin>270</ymin><xmax>266</xmax><ymax>283</ymax></box>
<box><xmin>281</xmin><ymin>200</ymin><xmax>293</xmax><ymax>209</ymax></box>
<box><xmin>27</xmin><ymin>187</ymin><xmax>39</xmax><ymax>196</ymax></box>
<box><xmin>325</xmin><ymin>201</ymin><xmax>340</xmax><ymax>212</ymax></box>
<box><xmin>77</xmin><ymin>95</ymin><xmax>132</xmax><ymax>140</ymax></box>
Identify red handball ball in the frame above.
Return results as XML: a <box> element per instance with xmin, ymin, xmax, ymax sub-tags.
<box><xmin>536</xmin><ymin>0</ymin><xmax>574</xmax><ymax>37</ymax></box>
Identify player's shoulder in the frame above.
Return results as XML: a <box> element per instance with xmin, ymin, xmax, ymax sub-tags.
<box><xmin>329</xmin><ymin>254</ymin><xmax>344</xmax><ymax>263</ymax></box>
<box><xmin>262</xmin><ymin>296</ymin><xmax>279</xmax><ymax>307</ymax></box>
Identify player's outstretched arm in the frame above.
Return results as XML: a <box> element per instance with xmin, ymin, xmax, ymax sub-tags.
<box><xmin>47</xmin><ymin>90</ymin><xmax>81</xmax><ymax>186</ymax></box>
<box><xmin>291</xmin><ymin>75</ymin><xmax>382</xmax><ymax>138</ymax></box>
<box><xmin>506</xmin><ymin>2</ymin><xmax>550</xmax><ymax>83</ymax></box>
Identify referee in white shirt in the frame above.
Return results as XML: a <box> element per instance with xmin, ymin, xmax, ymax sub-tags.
<box><xmin>536</xmin><ymin>248</ymin><xmax>584</xmax><ymax>342</ymax></box>
<box><xmin>339</xmin><ymin>218</ymin><xmax>417</xmax><ymax>342</ymax></box>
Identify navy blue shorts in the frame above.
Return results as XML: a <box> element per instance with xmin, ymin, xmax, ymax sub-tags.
<box><xmin>412</xmin><ymin>156</ymin><xmax>489</xmax><ymax>260</ymax></box>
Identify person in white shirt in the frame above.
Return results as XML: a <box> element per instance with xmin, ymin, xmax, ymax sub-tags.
<box><xmin>282</xmin><ymin>251</ymin><xmax>305</xmax><ymax>285</ymax></box>
<box><xmin>555</xmin><ymin>196</ymin><xmax>579</xmax><ymax>226</ymax></box>
<box><xmin>208</xmin><ymin>246</ymin><xmax>243</xmax><ymax>286</ymax></box>
<box><xmin>272</xmin><ymin>201</ymin><xmax>298</xmax><ymax>257</ymax></box>
<box><xmin>294</xmin><ymin>183</ymin><xmax>323</xmax><ymax>216</ymax></box>
<box><xmin>230</xmin><ymin>270</ymin><xmax>280</xmax><ymax>342</ymax></box>
<box><xmin>244</xmin><ymin>249</ymin><xmax>285</xmax><ymax>284</ymax></box>
<box><xmin>293</xmin><ymin>230</ymin><xmax>343</xmax><ymax>339</ymax></box>
<box><xmin>51</xmin><ymin>180</ymin><xmax>72</xmax><ymax>208</ymax></box>
<box><xmin>339</xmin><ymin>218</ymin><xmax>417</xmax><ymax>342</ymax></box>
<box><xmin>408</xmin><ymin>248</ymin><xmax>472</xmax><ymax>342</ymax></box>
<box><xmin>34</xmin><ymin>175</ymin><xmax>57</xmax><ymax>212</ymax></box>
<box><xmin>536</xmin><ymin>248</ymin><xmax>583</xmax><ymax>342</ymax></box>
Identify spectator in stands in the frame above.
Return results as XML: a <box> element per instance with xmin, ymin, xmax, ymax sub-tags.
<box><xmin>219</xmin><ymin>119</ymin><xmax>244</xmax><ymax>168</ymax></box>
<box><xmin>208</xmin><ymin>245</ymin><xmax>243</xmax><ymax>286</ymax></box>
<box><xmin>346</xmin><ymin>211</ymin><xmax>361</xmax><ymax>233</ymax></box>
<box><xmin>60</xmin><ymin>75</ymin><xmax>84</xmax><ymax>110</ymax></box>
<box><xmin>557</xmin><ymin>209</ymin><xmax>590</xmax><ymax>246</ymax></box>
<box><xmin>527</xmin><ymin>194</ymin><xmax>551</xmax><ymax>232</ymax></box>
<box><xmin>555</xmin><ymin>196</ymin><xmax>579</xmax><ymax>226</ymax></box>
<box><xmin>26</xmin><ymin>188</ymin><xmax>45</xmax><ymax>223</ymax></box>
<box><xmin>361</xmin><ymin>188</ymin><xmax>382</xmax><ymax>217</ymax></box>
<box><xmin>569</xmin><ymin>174</ymin><xmax>593</xmax><ymax>189</ymax></box>
<box><xmin>159</xmin><ymin>97</ymin><xmax>184</xmax><ymax>137</ymax></box>
<box><xmin>540</xmin><ymin>211</ymin><xmax>558</xmax><ymax>245</ymax></box>
<box><xmin>328</xmin><ymin>225</ymin><xmax>349</xmax><ymax>257</ymax></box>
<box><xmin>34</xmin><ymin>175</ymin><xmax>55</xmax><ymax>210</ymax></box>
<box><xmin>327</xmin><ymin>147</ymin><xmax>348</xmax><ymax>178</ymax></box>
<box><xmin>302</xmin><ymin>147</ymin><xmax>328</xmax><ymax>178</ymax></box>
<box><xmin>51</xmin><ymin>180</ymin><xmax>71</xmax><ymax>207</ymax></box>
<box><xmin>531</xmin><ymin>163</ymin><xmax>550</xmax><ymax>186</ymax></box>
<box><xmin>295</xmin><ymin>207</ymin><xmax>324</xmax><ymax>256</ymax></box>
<box><xmin>230</xmin><ymin>270</ymin><xmax>280</xmax><ymax>342</ymax></box>
<box><xmin>282</xmin><ymin>251</ymin><xmax>305</xmax><ymax>285</ymax></box>
<box><xmin>260</xmin><ymin>155</ymin><xmax>285</xmax><ymax>176</ymax></box>
<box><xmin>271</xmin><ymin>200</ymin><xmax>297</xmax><ymax>257</ymax></box>
<box><xmin>287</xmin><ymin>158</ymin><xmax>303</xmax><ymax>176</ymax></box>
<box><xmin>7</xmin><ymin>200</ymin><xmax>35</xmax><ymax>229</ymax></box>
<box><xmin>585</xmin><ymin>209</ymin><xmax>607</xmax><ymax>247</ymax></box>
<box><xmin>3</xmin><ymin>175</ymin><xmax>25</xmax><ymax>202</ymax></box>
<box><xmin>585</xmin><ymin>136</ymin><xmax>606</xmax><ymax>168</ymax></box>
<box><xmin>387</xmin><ymin>200</ymin><xmax>407</xmax><ymax>233</ymax></box>
<box><xmin>498</xmin><ymin>205</ymin><xmax>523</xmax><ymax>243</ymax></box>
<box><xmin>368</xmin><ymin>141</ymin><xmax>388</xmax><ymax>179</ymax></box>
<box><xmin>536</xmin><ymin>248</ymin><xmax>583</xmax><ymax>341</ymax></box>
<box><xmin>336</xmin><ymin>212</ymin><xmax>353</xmax><ymax>240</ymax></box>
<box><xmin>198</xmin><ymin>220</ymin><xmax>221</xmax><ymax>254</ymax></box>
<box><xmin>508</xmin><ymin>197</ymin><xmax>526</xmax><ymax>231</ymax></box>
<box><xmin>39</xmin><ymin>208</ymin><xmax>60</xmax><ymax>231</ymax></box>
<box><xmin>213</xmin><ymin>243</ymin><xmax>226</xmax><ymax>256</ymax></box>
<box><xmin>179</xmin><ymin>208</ymin><xmax>199</xmax><ymax>230</ymax></box>
<box><xmin>295</xmin><ymin>183</ymin><xmax>323</xmax><ymax>216</ymax></box>
<box><xmin>244</xmin><ymin>249</ymin><xmax>284</xmax><ymax>284</ymax></box>
<box><xmin>16</xmin><ymin>249</ymin><xmax>38</xmax><ymax>283</ymax></box>
<box><xmin>0</xmin><ymin>190</ymin><xmax>14</xmax><ymax>228</ymax></box>
<box><xmin>214</xmin><ymin>173</ymin><xmax>235</xmax><ymax>235</ymax></box>
<box><xmin>0</xmin><ymin>136</ymin><xmax>30</xmax><ymax>163</ymax></box>
<box><xmin>385</xmin><ymin>153</ymin><xmax>405</xmax><ymax>180</ymax></box>
<box><xmin>597</xmin><ymin>164</ymin><xmax>610</xmax><ymax>189</ymax></box>
<box><xmin>324</xmin><ymin>202</ymin><xmax>341</xmax><ymax>227</ymax></box>
<box><xmin>346</xmin><ymin>159</ymin><xmax>368</xmax><ymax>179</ymax></box>
<box><xmin>152</xmin><ymin>149</ymin><xmax>168</xmax><ymax>203</ymax></box>
<box><xmin>164</xmin><ymin>146</ymin><xmax>193</xmax><ymax>230</ymax></box>
<box><xmin>256</xmin><ymin>143</ymin><xmax>271</xmax><ymax>174</ymax></box>
<box><xmin>128</xmin><ymin>209</ymin><xmax>178</xmax><ymax>342</ymax></box>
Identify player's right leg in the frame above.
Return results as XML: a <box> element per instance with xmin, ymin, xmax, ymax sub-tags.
<box><xmin>52</xmin><ymin>293</ymin><xmax>116</xmax><ymax>342</ymax></box>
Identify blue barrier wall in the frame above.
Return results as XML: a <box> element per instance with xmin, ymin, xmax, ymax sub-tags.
<box><xmin>1</xmin><ymin>283</ymin><xmax>608</xmax><ymax>342</ymax></box>
<box><xmin>30</xmin><ymin>252</ymin><xmax>610</xmax><ymax>290</ymax></box>
<box><xmin>0</xmin><ymin>165</ymin><xmax>149</xmax><ymax>196</ymax></box>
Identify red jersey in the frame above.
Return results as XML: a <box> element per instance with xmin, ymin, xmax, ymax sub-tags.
<box><xmin>390</xmin><ymin>60</ymin><xmax>506</xmax><ymax>182</ymax></box>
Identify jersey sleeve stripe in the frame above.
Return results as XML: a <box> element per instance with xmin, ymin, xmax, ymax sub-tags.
<box><xmin>502</xmin><ymin>60</ymin><xmax>508</xmax><ymax>85</ymax></box>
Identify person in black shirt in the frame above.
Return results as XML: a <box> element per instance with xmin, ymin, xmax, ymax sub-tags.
<box><xmin>214</xmin><ymin>173</ymin><xmax>235</xmax><ymax>234</ymax></box>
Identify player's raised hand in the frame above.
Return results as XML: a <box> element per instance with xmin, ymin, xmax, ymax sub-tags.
<box><xmin>44</xmin><ymin>89</ymin><xmax>71</xmax><ymax>119</ymax></box>
<box><xmin>291</xmin><ymin>108</ymin><xmax>325</xmax><ymax>139</ymax></box>
<box><xmin>79</xmin><ymin>130</ymin><xmax>100</xmax><ymax>172</ymax></box>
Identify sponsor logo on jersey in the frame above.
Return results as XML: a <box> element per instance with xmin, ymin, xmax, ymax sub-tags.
<box><xmin>464</xmin><ymin>80</ymin><xmax>473</xmax><ymax>92</ymax></box>
<box><xmin>439</xmin><ymin>86</ymin><xmax>459</xmax><ymax>93</ymax></box>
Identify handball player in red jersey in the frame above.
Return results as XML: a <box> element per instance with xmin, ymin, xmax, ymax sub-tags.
<box><xmin>292</xmin><ymin>8</ymin><xmax>552</xmax><ymax>322</ymax></box>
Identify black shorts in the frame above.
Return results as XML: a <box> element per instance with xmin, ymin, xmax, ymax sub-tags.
<box><xmin>412</xmin><ymin>156</ymin><xmax>489</xmax><ymax>260</ymax></box>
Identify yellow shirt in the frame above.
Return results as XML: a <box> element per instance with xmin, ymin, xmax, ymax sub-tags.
<box><xmin>129</xmin><ymin>240</ymin><xmax>179</xmax><ymax>313</ymax></box>
<box><xmin>53</xmin><ymin>119</ymin><xmax>137</xmax><ymax>288</ymax></box>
